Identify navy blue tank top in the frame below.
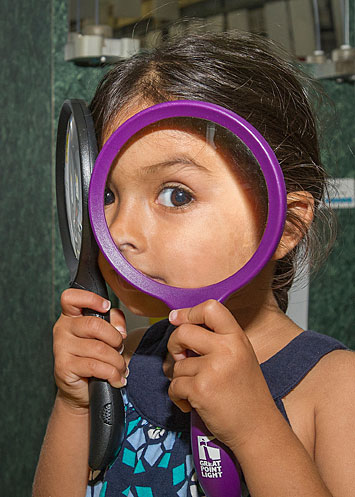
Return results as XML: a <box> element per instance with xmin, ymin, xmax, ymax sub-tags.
<box><xmin>87</xmin><ymin>320</ymin><xmax>347</xmax><ymax>497</ymax></box>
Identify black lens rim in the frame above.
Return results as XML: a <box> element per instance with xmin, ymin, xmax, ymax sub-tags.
<box><xmin>56</xmin><ymin>99</ymin><xmax>98</xmax><ymax>284</ymax></box>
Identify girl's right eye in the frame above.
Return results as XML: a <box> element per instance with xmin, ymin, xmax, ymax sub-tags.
<box><xmin>104</xmin><ymin>187</ymin><xmax>115</xmax><ymax>206</ymax></box>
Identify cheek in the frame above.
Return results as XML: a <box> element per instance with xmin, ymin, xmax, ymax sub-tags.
<box><xmin>153</xmin><ymin>213</ymin><xmax>238</xmax><ymax>287</ymax></box>
<box><xmin>167</xmin><ymin>209</ymin><xmax>261</xmax><ymax>287</ymax></box>
<box><xmin>98</xmin><ymin>252</ymin><xmax>110</xmax><ymax>279</ymax></box>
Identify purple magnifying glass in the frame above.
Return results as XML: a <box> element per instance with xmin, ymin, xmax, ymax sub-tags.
<box><xmin>89</xmin><ymin>100</ymin><xmax>287</xmax><ymax>497</ymax></box>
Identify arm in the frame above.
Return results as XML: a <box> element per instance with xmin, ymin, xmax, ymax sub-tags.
<box><xmin>233</xmin><ymin>406</ymin><xmax>333</xmax><ymax>497</ymax></box>
<box><xmin>32</xmin><ymin>393</ymin><xmax>90</xmax><ymax>497</ymax></box>
<box><xmin>313</xmin><ymin>350</ymin><xmax>355</xmax><ymax>496</ymax></box>
<box><xmin>236</xmin><ymin>350</ymin><xmax>355</xmax><ymax>497</ymax></box>
<box><xmin>168</xmin><ymin>301</ymin><xmax>353</xmax><ymax>497</ymax></box>
<box><xmin>33</xmin><ymin>289</ymin><xmax>127</xmax><ymax>497</ymax></box>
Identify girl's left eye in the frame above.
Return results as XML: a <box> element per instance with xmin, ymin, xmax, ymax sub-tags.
<box><xmin>157</xmin><ymin>187</ymin><xmax>193</xmax><ymax>208</ymax></box>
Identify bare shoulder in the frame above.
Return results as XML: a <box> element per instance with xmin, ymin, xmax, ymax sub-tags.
<box><xmin>314</xmin><ymin>347</ymin><xmax>355</xmax><ymax>383</ymax></box>
<box><xmin>314</xmin><ymin>348</ymin><xmax>355</xmax><ymax>402</ymax></box>
<box><xmin>122</xmin><ymin>327</ymin><xmax>148</xmax><ymax>365</ymax></box>
<box><xmin>283</xmin><ymin>346</ymin><xmax>354</xmax><ymax>458</ymax></box>
<box><xmin>312</xmin><ymin>348</ymin><xmax>355</xmax><ymax>495</ymax></box>
<box><xmin>295</xmin><ymin>347</ymin><xmax>355</xmax><ymax>405</ymax></box>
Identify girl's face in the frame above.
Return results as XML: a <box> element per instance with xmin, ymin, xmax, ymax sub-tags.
<box><xmin>99</xmin><ymin>119</ymin><xmax>264</xmax><ymax>316</ymax></box>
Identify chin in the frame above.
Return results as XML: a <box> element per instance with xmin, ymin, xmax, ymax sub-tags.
<box><xmin>106</xmin><ymin>275</ymin><xmax>170</xmax><ymax>317</ymax></box>
<box><xmin>118</xmin><ymin>291</ymin><xmax>171</xmax><ymax>318</ymax></box>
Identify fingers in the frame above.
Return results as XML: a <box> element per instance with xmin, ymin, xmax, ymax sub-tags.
<box><xmin>167</xmin><ymin>300</ymin><xmax>247</xmax><ymax>415</ymax></box>
<box><xmin>60</xmin><ymin>288</ymin><xmax>127</xmax><ymax>345</ymax></box>
<box><xmin>54</xmin><ymin>318</ymin><xmax>129</xmax><ymax>389</ymax></box>
<box><xmin>61</xmin><ymin>288</ymin><xmax>111</xmax><ymax>318</ymax></box>
<box><xmin>167</xmin><ymin>300</ymin><xmax>240</xmax><ymax>360</ymax></box>
<box><xmin>168</xmin><ymin>376</ymin><xmax>193</xmax><ymax>413</ymax></box>
<box><xmin>70</xmin><ymin>336</ymin><xmax>124</xmax><ymax>372</ymax></box>
<box><xmin>168</xmin><ymin>356</ymin><xmax>205</xmax><ymax>413</ymax></box>
<box><xmin>169</xmin><ymin>299</ymin><xmax>243</xmax><ymax>336</ymax></box>
<box><xmin>110</xmin><ymin>308</ymin><xmax>127</xmax><ymax>338</ymax></box>
<box><xmin>167</xmin><ymin>324</ymin><xmax>216</xmax><ymax>360</ymax></box>
<box><xmin>54</xmin><ymin>290</ymin><xmax>129</xmax><ymax>395</ymax></box>
<box><xmin>173</xmin><ymin>356</ymin><xmax>201</xmax><ymax>377</ymax></box>
<box><xmin>69</xmin><ymin>315</ymin><xmax>124</xmax><ymax>350</ymax></box>
<box><xmin>57</xmin><ymin>354</ymin><xmax>128</xmax><ymax>389</ymax></box>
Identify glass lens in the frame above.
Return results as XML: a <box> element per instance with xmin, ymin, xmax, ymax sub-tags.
<box><xmin>65</xmin><ymin>115</ymin><xmax>83</xmax><ymax>260</ymax></box>
<box><xmin>104</xmin><ymin>117</ymin><xmax>268</xmax><ymax>289</ymax></box>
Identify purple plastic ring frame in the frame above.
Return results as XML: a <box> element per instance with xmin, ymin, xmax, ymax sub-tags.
<box><xmin>88</xmin><ymin>100</ymin><xmax>287</xmax><ymax>310</ymax></box>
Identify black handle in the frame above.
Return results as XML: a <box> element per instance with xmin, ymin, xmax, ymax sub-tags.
<box><xmin>88</xmin><ymin>378</ymin><xmax>125</xmax><ymax>470</ymax></box>
<box><xmin>56</xmin><ymin>100</ymin><xmax>125</xmax><ymax>478</ymax></box>
<box><xmin>71</xmin><ymin>262</ymin><xmax>126</xmax><ymax>472</ymax></box>
<box><xmin>82</xmin><ymin>307</ymin><xmax>126</xmax><ymax>471</ymax></box>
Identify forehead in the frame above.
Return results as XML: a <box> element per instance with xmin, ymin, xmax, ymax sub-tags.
<box><xmin>109</xmin><ymin>123</ymin><xmax>238</xmax><ymax>181</ymax></box>
<box><xmin>102</xmin><ymin>101</ymin><xmax>155</xmax><ymax>144</ymax></box>
<box><xmin>104</xmin><ymin>102</ymin><xmax>233</xmax><ymax>154</ymax></box>
<box><xmin>123</xmin><ymin>122</ymin><xmax>218</xmax><ymax>154</ymax></box>
<box><xmin>103</xmin><ymin>105</ymin><xmax>264</xmax><ymax>192</ymax></box>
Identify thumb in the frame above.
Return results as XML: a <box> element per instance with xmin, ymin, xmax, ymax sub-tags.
<box><xmin>169</xmin><ymin>299</ymin><xmax>243</xmax><ymax>336</ymax></box>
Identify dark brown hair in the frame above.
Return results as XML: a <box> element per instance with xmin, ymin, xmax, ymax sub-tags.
<box><xmin>90</xmin><ymin>30</ymin><xmax>335</xmax><ymax>312</ymax></box>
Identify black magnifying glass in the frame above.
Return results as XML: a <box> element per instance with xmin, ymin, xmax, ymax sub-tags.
<box><xmin>55</xmin><ymin>99</ymin><xmax>125</xmax><ymax>482</ymax></box>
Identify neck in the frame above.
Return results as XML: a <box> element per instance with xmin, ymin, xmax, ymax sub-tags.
<box><xmin>224</xmin><ymin>281</ymin><xmax>303</xmax><ymax>364</ymax></box>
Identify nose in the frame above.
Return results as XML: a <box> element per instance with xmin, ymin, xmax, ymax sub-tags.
<box><xmin>107</xmin><ymin>200</ymin><xmax>147</xmax><ymax>258</ymax></box>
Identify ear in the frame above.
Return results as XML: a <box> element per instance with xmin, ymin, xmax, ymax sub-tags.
<box><xmin>272</xmin><ymin>191</ymin><xmax>314</xmax><ymax>261</ymax></box>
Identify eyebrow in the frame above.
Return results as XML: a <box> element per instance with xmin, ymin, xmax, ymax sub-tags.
<box><xmin>139</xmin><ymin>156</ymin><xmax>212</xmax><ymax>177</ymax></box>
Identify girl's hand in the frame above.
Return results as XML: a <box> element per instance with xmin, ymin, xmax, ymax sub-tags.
<box><xmin>167</xmin><ymin>299</ymin><xmax>277</xmax><ymax>453</ymax></box>
<box><xmin>53</xmin><ymin>289</ymin><xmax>128</xmax><ymax>411</ymax></box>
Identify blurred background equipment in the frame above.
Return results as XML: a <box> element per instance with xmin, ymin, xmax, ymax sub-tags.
<box><xmin>65</xmin><ymin>0</ymin><xmax>141</xmax><ymax>64</ymax></box>
<box><xmin>65</xmin><ymin>0</ymin><xmax>354</xmax><ymax>81</ymax></box>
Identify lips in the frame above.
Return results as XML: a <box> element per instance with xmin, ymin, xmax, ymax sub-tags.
<box><xmin>141</xmin><ymin>273</ymin><xmax>166</xmax><ymax>284</ymax></box>
<box><xmin>114</xmin><ymin>270</ymin><xmax>166</xmax><ymax>290</ymax></box>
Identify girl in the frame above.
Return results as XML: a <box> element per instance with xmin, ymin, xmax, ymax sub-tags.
<box><xmin>33</xmin><ymin>31</ymin><xmax>355</xmax><ymax>497</ymax></box>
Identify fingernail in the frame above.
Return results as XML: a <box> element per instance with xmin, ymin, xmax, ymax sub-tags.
<box><xmin>169</xmin><ymin>310</ymin><xmax>178</xmax><ymax>322</ymax></box>
<box><xmin>103</xmin><ymin>300</ymin><xmax>111</xmax><ymax>311</ymax></box>
<box><xmin>118</xmin><ymin>344</ymin><xmax>124</xmax><ymax>355</ymax></box>
<box><xmin>115</xmin><ymin>325</ymin><xmax>127</xmax><ymax>337</ymax></box>
<box><xmin>121</xmin><ymin>377</ymin><xmax>127</xmax><ymax>387</ymax></box>
<box><xmin>124</xmin><ymin>367</ymin><xmax>130</xmax><ymax>378</ymax></box>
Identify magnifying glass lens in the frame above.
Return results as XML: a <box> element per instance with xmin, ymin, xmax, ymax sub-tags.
<box><xmin>104</xmin><ymin>117</ymin><xmax>268</xmax><ymax>289</ymax></box>
<box><xmin>65</xmin><ymin>116</ymin><xmax>83</xmax><ymax>260</ymax></box>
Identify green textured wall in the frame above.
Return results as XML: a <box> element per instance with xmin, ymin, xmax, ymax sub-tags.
<box><xmin>0</xmin><ymin>1</ymin><xmax>353</xmax><ymax>496</ymax></box>
<box><xmin>0</xmin><ymin>2</ymin><xmax>53</xmax><ymax>495</ymax></box>
<box><xmin>308</xmin><ymin>0</ymin><xmax>354</xmax><ymax>347</ymax></box>
<box><xmin>0</xmin><ymin>1</ymin><xmax>104</xmax><ymax>495</ymax></box>
<box><xmin>308</xmin><ymin>79</ymin><xmax>355</xmax><ymax>347</ymax></box>
<box><xmin>52</xmin><ymin>0</ymin><xmax>107</xmax><ymax>317</ymax></box>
